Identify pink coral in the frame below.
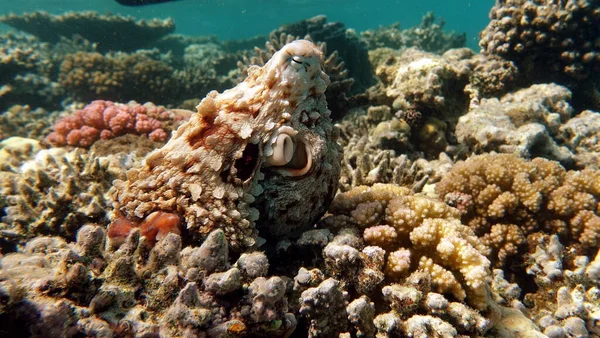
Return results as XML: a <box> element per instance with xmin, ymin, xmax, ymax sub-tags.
<box><xmin>46</xmin><ymin>100</ymin><xmax>173</xmax><ymax>147</ymax></box>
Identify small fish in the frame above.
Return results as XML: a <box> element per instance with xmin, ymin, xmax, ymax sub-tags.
<box><xmin>115</xmin><ymin>0</ymin><xmax>180</xmax><ymax>6</ymax></box>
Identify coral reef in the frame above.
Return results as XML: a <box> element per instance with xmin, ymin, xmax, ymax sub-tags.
<box><xmin>0</xmin><ymin>136</ymin><xmax>41</xmax><ymax>172</ymax></box>
<box><xmin>46</xmin><ymin>100</ymin><xmax>189</xmax><ymax>148</ymax></box>
<box><xmin>292</xmin><ymin>183</ymin><xmax>503</xmax><ymax>337</ymax></box>
<box><xmin>0</xmin><ymin>32</ymin><xmax>63</xmax><ymax>110</ymax></box>
<box><xmin>557</xmin><ymin>110</ymin><xmax>600</xmax><ymax>169</ymax></box>
<box><xmin>0</xmin><ymin>146</ymin><xmax>125</xmax><ymax>246</ymax></box>
<box><xmin>173</xmin><ymin>43</ymin><xmax>235</xmax><ymax>102</ymax></box>
<box><xmin>58</xmin><ymin>51</ymin><xmax>176</xmax><ymax>103</ymax></box>
<box><xmin>335</xmin><ymin>105</ymin><xmax>450</xmax><ymax>192</ymax></box>
<box><xmin>361</xmin><ymin>12</ymin><xmax>466</xmax><ymax>54</ymax></box>
<box><xmin>111</xmin><ymin>40</ymin><xmax>342</xmax><ymax>250</ymax></box>
<box><xmin>463</xmin><ymin>53</ymin><xmax>520</xmax><ymax>99</ymax></box>
<box><xmin>455</xmin><ymin>83</ymin><xmax>575</xmax><ymax>165</ymax></box>
<box><xmin>0</xmin><ymin>11</ymin><xmax>175</xmax><ymax>53</ymax></box>
<box><xmin>479</xmin><ymin>0</ymin><xmax>600</xmax><ymax>109</ymax></box>
<box><xmin>0</xmin><ymin>104</ymin><xmax>58</xmax><ymax>141</ymax></box>
<box><xmin>0</xmin><ymin>225</ymin><xmax>297</xmax><ymax>337</ymax></box>
<box><xmin>1</xmin><ymin>7</ymin><xmax>600</xmax><ymax>338</ymax></box>
<box><xmin>436</xmin><ymin>153</ymin><xmax>600</xmax><ymax>267</ymax></box>
<box><xmin>490</xmin><ymin>234</ymin><xmax>600</xmax><ymax>337</ymax></box>
<box><xmin>324</xmin><ymin>184</ymin><xmax>493</xmax><ymax>309</ymax></box>
<box><xmin>373</xmin><ymin>47</ymin><xmax>471</xmax><ymax>121</ymax></box>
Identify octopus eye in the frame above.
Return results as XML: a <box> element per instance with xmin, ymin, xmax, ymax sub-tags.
<box><xmin>290</xmin><ymin>55</ymin><xmax>307</xmax><ymax>70</ymax></box>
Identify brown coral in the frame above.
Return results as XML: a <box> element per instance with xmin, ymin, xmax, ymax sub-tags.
<box><xmin>479</xmin><ymin>0</ymin><xmax>600</xmax><ymax>109</ymax></box>
<box><xmin>0</xmin><ymin>147</ymin><xmax>124</xmax><ymax>246</ymax></box>
<box><xmin>436</xmin><ymin>153</ymin><xmax>600</xmax><ymax>266</ymax></box>
<box><xmin>58</xmin><ymin>51</ymin><xmax>175</xmax><ymax>103</ymax></box>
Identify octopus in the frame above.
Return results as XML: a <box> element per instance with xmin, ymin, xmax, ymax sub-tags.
<box><xmin>109</xmin><ymin>40</ymin><xmax>342</xmax><ymax>250</ymax></box>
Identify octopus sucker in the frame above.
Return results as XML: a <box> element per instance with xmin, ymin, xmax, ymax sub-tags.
<box><xmin>109</xmin><ymin>39</ymin><xmax>342</xmax><ymax>250</ymax></box>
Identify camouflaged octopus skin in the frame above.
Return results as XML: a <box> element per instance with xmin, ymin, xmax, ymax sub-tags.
<box><xmin>111</xmin><ymin>40</ymin><xmax>342</xmax><ymax>250</ymax></box>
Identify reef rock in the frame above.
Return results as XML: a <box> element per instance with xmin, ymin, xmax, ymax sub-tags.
<box><xmin>110</xmin><ymin>40</ymin><xmax>342</xmax><ymax>250</ymax></box>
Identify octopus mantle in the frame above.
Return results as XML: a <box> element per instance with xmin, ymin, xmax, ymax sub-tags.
<box><xmin>111</xmin><ymin>40</ymin><xmax>342</xmax><ymax>250</ymax></box>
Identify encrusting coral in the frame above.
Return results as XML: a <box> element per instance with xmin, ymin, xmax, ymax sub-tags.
<box><xmin>436</xmin><ymin>153</ymin><xmax>600</xmax><ymax>267</ymax></box>
<box><xmin>557</xmin><ymin>109</ymin><xmax>600</xmax><ymax>169</ymax></box>
<box><xmin>45</xmin><ymin>100</ymin><xmax>190</xmax><ymax>148</ymax></box>
<box><xmin>110</xmin><ymin>40</ymin><xmax>342</xmax><ymax>250</ymax></box>
<box><xmin>455</xmin><ymin>83</ymin><xmax>576</xmax><ymax>165</ymax></box>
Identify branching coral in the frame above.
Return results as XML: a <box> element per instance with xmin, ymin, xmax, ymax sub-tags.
<box><xmin>0</xmin><ymin>105</ymin><xmax>58</xmax><ymax>141</ymax></box>
<box><xmin>489</xmin><ymin>234</ymin><xmax>600</xmax><ymax>337</ymax></box>
<box><xmin>335</xmin><ymin>105</ymin><xmax>454</xmax><ymax>192</ymax></box>
<box><xmin>0</xmin><ymin>147</ymin><xmax>125</xmax><ymax>245</ymax></box>
<box><xmin>324</xmin><ymin>183</ymin><xmax>493</xmax><ymax>310</ymax></box>
<box><xmin>436</xmin><ymin>153</ymin><xmax>600</xmax><ymax>267</ymax></box>
<box><xmin>0</xmin><ymin>32</ymin><xmax>61</xmax><ymax>110</ymax></box>
<box><xmin>360</xmin><ymin>12</ymin><xmax>466</xmax><ymax>54</ymax></box>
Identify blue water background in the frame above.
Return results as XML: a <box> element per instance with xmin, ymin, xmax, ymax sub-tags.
<box><xmin>0</xmin><ymin>0</ymin><xmax>493</xmax><ymax>50</ymax></box>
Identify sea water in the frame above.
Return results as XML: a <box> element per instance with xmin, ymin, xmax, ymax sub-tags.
<box><xmin>0</xmin><ymin>0</ymin><xmax>492</xmax><ymax>50</ymax></box>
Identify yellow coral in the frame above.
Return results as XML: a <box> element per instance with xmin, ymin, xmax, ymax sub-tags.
<box><xmin>364</xmin><ymin>225</ymin><xmax>399</xmax><ymax>250</ymax></box>
<box><xmin>436</xmin><ymin>153</ymin><xmax>600</xmax><ymax>266</ymax></box>
<box><xmin>410</xmin><ymin>218</ymin><xmax>490</xmax><ymax>308</ymax></box>
<box><xmin>327</xmin><ymin>184</ymin><xmax>491</xmax><ymax>309</ymax></box>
